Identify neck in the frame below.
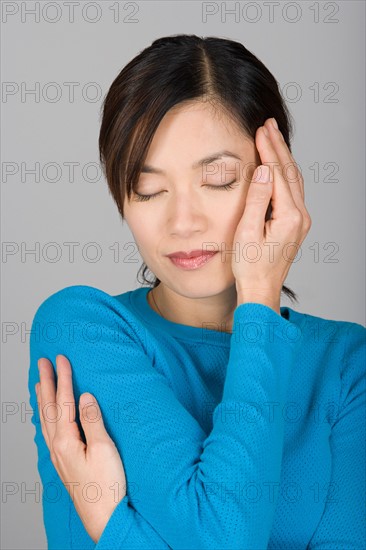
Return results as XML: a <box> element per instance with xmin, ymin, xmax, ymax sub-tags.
<box><xmin>148</xmin><ymin>284</ymin><xmax>237</xmax><ymax>333</ymax></box>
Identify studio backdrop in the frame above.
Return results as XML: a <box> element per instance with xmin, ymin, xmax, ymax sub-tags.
<box><xmin>1</xmin><ymin>1</ymin><xmax>365</xmax><ymax>548</ymax></box>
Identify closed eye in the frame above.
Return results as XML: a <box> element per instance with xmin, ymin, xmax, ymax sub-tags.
<box><xmin>133</xmin><ymin>180</ymin><xmax>239</xmax><ymax>202</ymax></box>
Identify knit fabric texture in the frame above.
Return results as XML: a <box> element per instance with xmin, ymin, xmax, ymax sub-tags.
<box><xmin>28</xmin><ymin>285</ymin><xmax>366</xmax><ymax>549</ymax></box>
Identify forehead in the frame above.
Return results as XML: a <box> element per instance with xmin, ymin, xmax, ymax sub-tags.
<box><xmin>143</xmin><ymin>101</ymin><xmax>254</xmax><ymax>169</ymax></box>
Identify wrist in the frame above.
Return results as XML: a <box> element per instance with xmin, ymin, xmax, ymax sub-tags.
<box><xmin>88</xmin><ymin>510</ymin><xmax>113</xmax><ymax>544</ymax></box>
<box><xmin>236</xmin><ymin>292</ymin><xmax>281</xmax><ymax>316</ymax></box>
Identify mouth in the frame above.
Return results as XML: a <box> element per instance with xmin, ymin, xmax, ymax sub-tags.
<box><xmin>166</xmin><ymin>249</ymin><xmax>218</xmax><ymax>259</ymax></box>
<box><xmin>167</xmin><ymin>251</ymin><xmax>218</xmax><ymax>270</ymax></box>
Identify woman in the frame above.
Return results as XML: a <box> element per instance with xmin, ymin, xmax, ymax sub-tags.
<box><xmin>28</xmin><ymin>34</ymin><xmax>365</xmax><ymax>549</ymax></box>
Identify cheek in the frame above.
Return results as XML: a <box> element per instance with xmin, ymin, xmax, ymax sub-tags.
<box><xmin>128</xmin><ymin>217</ymin><xmax>158</xmax><ymax>256</ymax></box>
<box><xmin>221</xmin><ymin>191</ymin><xmax>248</xmax><ymax>237</ymax></box>
<box><xmin>125</xmin><ymin>204</ymin><xmax>153</xmax><ymax>235</ymax></box>
<box><xmin>217</xmin><ymin>212</ymin><xmax>242</xmax><ymax>248</ymax></box>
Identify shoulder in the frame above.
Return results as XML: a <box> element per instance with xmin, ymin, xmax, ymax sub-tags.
<box><xmin>32</xmin><ymin>284</ymin><xmax>113</xmax><ymax>325</ymax></box>
<box><xmin>295</xmin><ymin>308</ymin><xmax>365</xmax><ymax>352</ymax></box>
<box><xmin>286</xmin><ymin>310</ymin><xmax>365</xmax><ymax>430</ymax></box>
<box><xmin>303</xmin><ymin>311</ymin><xmax>365</xmax><ymax>408</ymax></box>
<box><xmin>289</xmin><ymin>306</ymin><xmax>365</xmax><ymax>383</ymax></box>
<box><xmin>34</xmin><ymin>284</ymin><xmax>113</xmax><ymax>311</ymax></box>
<box><xmin>31</xmin><ymin>285</ymin><xmax>148</xmax><ymax>347</ymax></box>
<box><xmin>337</xmin><ymin>319</ymin><xmax>365</xmax><ymax>402</ymax></box>
<box><xmin>304</xmin><ymin>310</ymin><xmax>365</xmax><ymax>365</ymax></box>
<box><xmin>329</xmin><ymin>319</ymin><xmax>365</xmax><ymax>425</ymax></box>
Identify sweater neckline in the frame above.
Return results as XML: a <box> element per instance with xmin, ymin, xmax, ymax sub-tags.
<box><xmin>125</xmin><ymin>286</ymin><xmax>306</xmax><ymax>345</ymax></box>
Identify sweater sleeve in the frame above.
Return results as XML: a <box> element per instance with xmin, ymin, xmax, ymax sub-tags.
<box><xmin>29</xmin><ymin>285</ymin><xmax>300</xmax><ymax>550</ymax></box>
<box><xmin>96</xmin><ymin>496</ymin><xmax>171</xmax><ymax>549</ymax></box>
<box><xmin>28</xmin><ymin>289</ymin><xmax>171</xmax><ymax>549</ymax></box>
<box><xmin>307</xmin><ymin>322</ymin><xmax>366</xmax><ymax>549</ymax></box>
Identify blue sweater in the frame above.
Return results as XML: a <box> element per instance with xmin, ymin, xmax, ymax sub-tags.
<box><xmin>28</xmin><ymin>285</ymin><xmax>366</xmax><ymax>549</ymax></box>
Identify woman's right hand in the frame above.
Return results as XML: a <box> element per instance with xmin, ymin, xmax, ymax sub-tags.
<box><xmin>231</xmin><ymin>117</ymin><xmax>311</xmax><ymax>312</ymax></box>
<box><xmin>36</xmin><ymin>355</ymin><xmax>127</xmax><ymax>543</ymax></box>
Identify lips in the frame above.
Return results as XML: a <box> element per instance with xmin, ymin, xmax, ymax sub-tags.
<box><xmin>168</xmin><ymin>252</ymin><xmax>218</xmax><ymax>271</ymax></box>
<box><xmin>167</xmin><ymin>249</ymin><xmax>217</xmax><ymax>259</ymax></box>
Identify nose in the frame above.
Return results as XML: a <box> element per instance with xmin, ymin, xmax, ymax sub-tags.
<box><xmin>167</xmin><ymin>192</ymin><xmax>206</xmax><ymax>237</ymax></box>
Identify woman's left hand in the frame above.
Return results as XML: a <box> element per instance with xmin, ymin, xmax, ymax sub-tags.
<box><xmin>35</xmin><ymin>354</ymin><xmax>127</xmax><ymax>543</ymax></box>
<box><xmin>232</xmin><ymin>118</ymin><xmax>312</xmax><ymax>312</ymax></box>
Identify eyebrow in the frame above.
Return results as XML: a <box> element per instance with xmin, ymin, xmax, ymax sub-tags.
<box><xmin>141</xmin><ymin>150</ymin><xmax>242</xmax><ymax>174</ymax></box>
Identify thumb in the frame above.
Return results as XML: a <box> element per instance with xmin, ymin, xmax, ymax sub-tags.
<box><xmin>79</xmin><ymin>393</ymin><xmax>107</xmax><ymax>444</ymax></box>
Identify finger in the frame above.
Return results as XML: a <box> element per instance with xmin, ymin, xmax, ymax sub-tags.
<box><xmin>79</xmin><ymin>393</ymin><xmax>109</xmax><ymax>445</ymax></box>
<box><xmin>255</xmin><ymin>126</ymin><xmax>300</xmax><ymax>221</ymax></box>
<box><xmin>55</xmin><ymin>355</ymin><xmax>80</xmax><ymax>441</ymax></box>
<box><xmin>237</xmin><ymin>163</ymin><xmax>274</xmax><ymax>240</ymax></box>
<box><xmin>38</xmin><ymin>358</ymin><xmax>58</xmax><ymax>445</ymax></box>
<box><xmin>35</xmin><ymin>381</ymin><xmax>51</xmax><ymax>450</ymax></box>
<box><xmin>264</xmin><ymin>118</ymin><xmax>305</xmax><ymax>203</ymax></box>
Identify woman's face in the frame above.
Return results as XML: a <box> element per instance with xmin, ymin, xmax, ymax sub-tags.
<box><xmin>123</xmin><ymin>101</ymin><xmax>259</xmax><ymax>300</ymax></box>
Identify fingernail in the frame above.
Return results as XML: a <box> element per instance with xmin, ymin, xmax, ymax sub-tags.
<box><xmin>255</xmin><ymin>165</ymin><xmax>270</xmax><ymax>183</ymax></box>
<box><xmin>80</xmin><ymin>393</ymin><xmax>94</xmax><ymax>407</ymax></box>
<box><xmin>271</xmin><ymin>118</ymin><xmax>278</xmax><ymax>130</ymax></box>
<box><xmin>263</xmin><ymin>126</ymin><xmax>269</xmax><ymax>137</ymax></box>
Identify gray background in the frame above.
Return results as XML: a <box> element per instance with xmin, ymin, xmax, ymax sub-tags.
<box><xmin>1</xmin><ymin>1</ymin><xmax>365</xmax><ymax>548</ymax></box>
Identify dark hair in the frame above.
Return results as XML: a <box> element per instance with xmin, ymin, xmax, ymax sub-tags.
<box><xmin>99</xmin><ymin>34</ymin><xmax>298</xmax><ymax>304</ymax></box>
